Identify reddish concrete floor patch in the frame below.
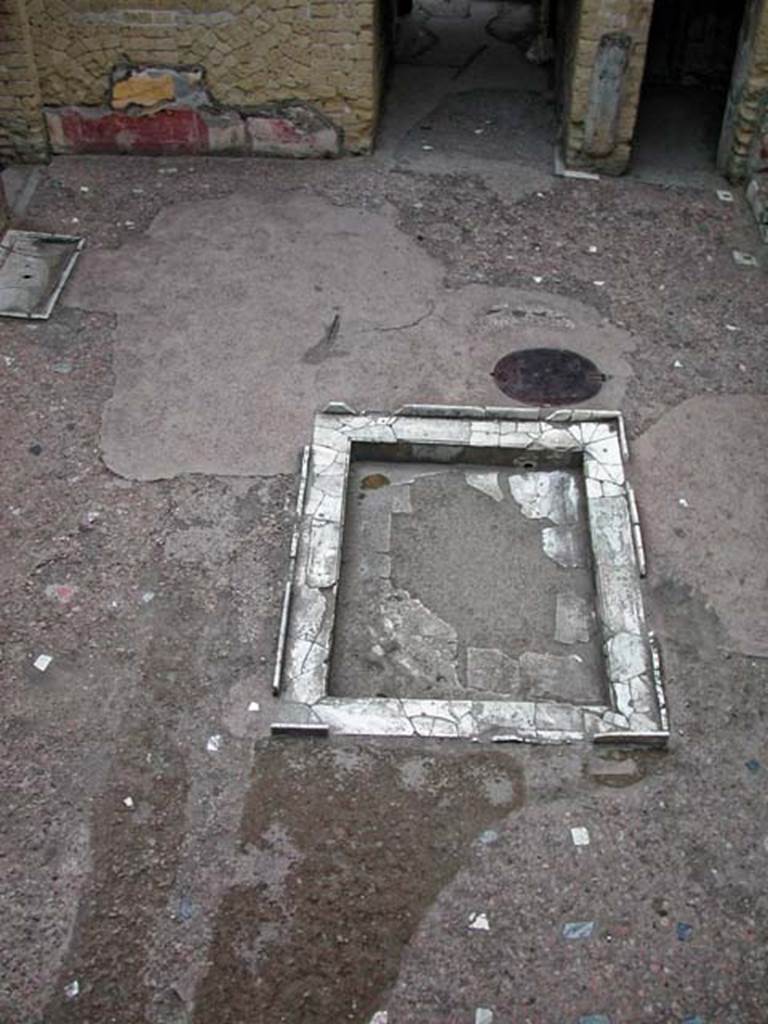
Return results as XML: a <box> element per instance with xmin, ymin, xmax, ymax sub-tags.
<box><xmin>193</xmin><ymin>741</ymin><xmax>524</xmax><ymax>1024</ymax></box>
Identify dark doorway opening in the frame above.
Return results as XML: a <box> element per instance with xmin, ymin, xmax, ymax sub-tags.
<box><xmin>632</xmin><ymin>0</ymin><xmax>748</xmax><ymax>186</ymax></box>
<box><xmin>376</xmin><ymin>0</ymin><xmax>558</xmax><ymax>171</ymax></box>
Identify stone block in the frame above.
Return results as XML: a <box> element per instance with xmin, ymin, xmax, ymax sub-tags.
<box><xmin>245</xmin><ymin>101</ymin><xmax>341</xmax><ymax>157</ymax></box>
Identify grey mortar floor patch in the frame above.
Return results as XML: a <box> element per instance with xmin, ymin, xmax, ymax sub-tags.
<box><xmin>62</xmin><ymin>191</ymin><xmax>635</xmax><ymax>479</ymax></box>
<box><xmin>273</xmin><ymin>405</ymin><xmax>668</xmax><ymax>746</ymax></box>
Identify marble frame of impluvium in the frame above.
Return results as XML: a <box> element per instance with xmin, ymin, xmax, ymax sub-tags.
<box><xmin>273</xmin><ymin>403</ymin><xmax>669</xmax><ymax>748</ymax></box>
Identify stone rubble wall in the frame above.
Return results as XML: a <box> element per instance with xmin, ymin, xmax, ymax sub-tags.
<box><xmin>0</xmin><ymin>0</ymin><xmax>48</xmax><ymax>162</ymax></box>
<box><xmin>6</xmin><ymin>0</ymin><xmax>381</xmax><ymax>159</ymax></box>
<box><xmin>718</xmin><ymin>0</ymin><xmax>768</xmax><ymax>183</ymax></box>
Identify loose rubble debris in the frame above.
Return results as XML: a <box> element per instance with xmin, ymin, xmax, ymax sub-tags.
<box><xmin>475</xmin><ymin>1010</ymin><xmax>494</xmax><ymax>1024</ymax></box>
<box><xmin>248</xmin><ymin>701</ymin><xmax>261</xmax><ymax>712</ymax></box>
<box><xmin>33</xmin><ymin>654</ymin><xmax>52</xmax><ymax>672</ymax></box>
<box><xmin>64</xmin><ymin>980</ymin><xmax>79</xmax><ymax>1000</ymax></box>
<box><xmin>206</xmin><ymin>734</ymin><xmax>222</xmax><ymax>753</ymax></box>
<box><xmin>122</xmin><ymin>796</ymin><xmax>135</xmax><ymax>810</ymax></box>
<box><xmin>468</xmin><ymin>911</ymin><xmax>490</xmax><ymax>931</ymax></box>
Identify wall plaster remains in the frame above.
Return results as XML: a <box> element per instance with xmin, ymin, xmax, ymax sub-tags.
<box><xmin>272</xmin><ymin>403</ymin><xmax>669</xmax><ymax>748</ymax></box>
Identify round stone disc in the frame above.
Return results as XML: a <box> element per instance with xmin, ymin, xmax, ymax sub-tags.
<box><xmin>491</xmin><ymin>348</ymin><xmax>605</xmax><ymax>405</ymax></box>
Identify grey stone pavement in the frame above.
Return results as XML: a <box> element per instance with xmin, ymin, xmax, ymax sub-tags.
<box><xmin>2</xmin><ymin>9</ymin><xmax>768</xmax><ymax>1024</ymax></box>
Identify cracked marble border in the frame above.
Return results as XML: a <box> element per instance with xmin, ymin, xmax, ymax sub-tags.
<box><xmin>273</xmin><ymin>404</ymin><xmax>668</xmax><ymax>748</ymax></box>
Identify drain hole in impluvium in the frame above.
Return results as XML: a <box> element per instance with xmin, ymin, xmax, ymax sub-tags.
<box><xmin>491</xmin><ymin>347</ymin><xmax>605</xmax><ymax>405</ymax></box>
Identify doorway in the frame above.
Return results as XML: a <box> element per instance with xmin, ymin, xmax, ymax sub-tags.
<box><xmin>376</xmin><ymin>0</ymin><xmax>557</xmax><ymax>173</ymax></box>
<box><xmin>632</xmin><ymin>0</ymin><xmax>748</xmax><ymax>186</ymax></box>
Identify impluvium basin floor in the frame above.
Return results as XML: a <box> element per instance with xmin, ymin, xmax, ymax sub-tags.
<box><xmin>331</xmin><ymin>459</ymin><xmax>605</xmax><ymax>706</ymax></box>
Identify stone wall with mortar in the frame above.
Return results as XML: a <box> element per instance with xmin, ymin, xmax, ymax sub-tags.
<box><xmin>0</xmin><ymin>0</ymin><xmax>48</xmax><ymax>162</ymax></box>
<box><xmin>717</xmin><ymin>0</ymin><xmax>768</xmax><ymax>182</ymax></box>
<box><xmin>562</xmin><ymin>0</ymin><xmax>653</xmax><ymax>174</ymax></box>
<box><xmin>22</xmin><ymin>0</ymin><xmax>380</xmax><ymax>152</ymax></box>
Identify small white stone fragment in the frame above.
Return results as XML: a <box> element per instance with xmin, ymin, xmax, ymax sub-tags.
<box><xmin>206</xmin><ymin>734</ymin><xmax>222</xmax><ymax>753</ymax></box>
<box><xmin>725</xmin><ymin>323</ymin><xmax>739</xmax><ymax>331</ymax></box>
<box><xmin>421</xmin><ymin>144</ymin><xmax>434</xmax><ymax>151</ymax></box>
<box><xmin>79</xmin><ymin>185</ymin><xmax>90</xmax><ymax>193</ymax></box>
<box><xmin>33</xmin><ymin>654</ymin><xmax>52</xmax><ymax>672</ymax></box>
<box><xmin>733</xmin><ymin>250</ymin><xmax>758</xmax><ymax>267</ymax></box>
<box><xmin>475</xmin><ymin>1010</ymin><xmax>494</xmax><ymax>1024</ymax></box>
<box><xmin>369</xmin><ymin>1013</ymin><xmax>388</xmax><ymax>1024</ymax></box>
<box><xmin>469</xmin><ymin>911</ymin><xmax>490</xmax><ymax>931</ymax></box>
<box><xmin>593</xmin><ymin>280</ymin><xmax>605</xmax><ymax>287</ymax></box>
<box><xmin>123</xmin><ymin>796</ymin><xmax>135</xmax><ymax>810</ymax></box>
<box><xmin>532</xmin><ymin>275</ymin><xmax>544</xmax><ymax>283</ymax></box>
<box><xmin>672</xmin><ymin>359</ymin><xmax>683</xmax><ymax>368</ymax></box>
<box><xmin>571</xmin><ymin>826</ymin><xmax>590</xmax><ymax>846</ymax></box>
<box><xmin>678</xmin><ymin>497</ymin><xmax>689</xmax><ymax>508</ymax></box>
<box><xmin>587</xmin><ymin>245</ymin><xmax>598</xmax><ymax>253</ymax></box>
<box><xmin>140</xmin><ymin>590</ymin><xmax>155</xmax><ymax>604</ymax></box>
<box><xmin>562</xmin><ymin>920</ymin><xmax>595</xmax><ymax>939</ymax></box>
<box><xmin>716</xmin><ymin>189</ymin><xmax>734</xmax><ymax>202</ymax></box>
<box><xmin>70</xmin><ymin>217</ymin><xmax>79</xmax><ymax>224</ymax></box>
<box><xmin>248</xmin><ymin>701</ymin><xmax>260</xmax><ymax>712</ymax></box>
<box><xmin>64</xmin><ymin>980</ymin><xmax>79</xmax><ymax>999</ymax></box>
